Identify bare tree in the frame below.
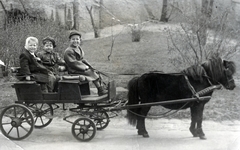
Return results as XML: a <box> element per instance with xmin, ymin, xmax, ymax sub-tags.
<box><xmin>199</xmin><ymin>0</ymin><xmax>214</xmax><ymax>46</ymax></box>
<box><xmin>167</xmin><ymin>1</ymin><xmax>239</xmax><ymax>70</ymax></box>
<box><xmin>72</xmin><ymin>0</ymin><xmax>80</xmax><ymax>30</ymax></box>
<box><xmin>98</xmin><ymin>0</ymin><xmax>103</xmax><ymax>29</ymax></box>
<box><xmin>86</xmin><ymin>5</ymin><xmax>99</xmax><ymax>38</ymax></box>
<box><xmin>160</xmin><ymin>0</ymin><xmax>168</xmax><ymax>22</ymax></box>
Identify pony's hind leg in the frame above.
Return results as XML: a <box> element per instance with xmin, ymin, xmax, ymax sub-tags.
<box><xmin>137</xmin><ymin>107</ymin><xmax>151</xmax><ymax>138</ymax></box>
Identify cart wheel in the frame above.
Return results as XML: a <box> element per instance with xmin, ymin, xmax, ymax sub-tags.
<box><xmin>0</xmin><ymin>104</ymin><xmax>34</xmax><ymax>140</ymax></box>
<box><xmin>92</xmin><ymin>111</ymin><xmax>109</xmax><ymax>130</ymax></box>
<box><xmin>71</xmin><ymin>117</ymin><xmax>96</xmax><ymax>142</ymax></box>
<box><xmin>26</xmin><ymin>103</ymin><xmax>53</xmax><ymax>128</ymax></box>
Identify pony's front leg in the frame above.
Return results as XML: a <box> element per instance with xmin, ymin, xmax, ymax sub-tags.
<box><xmin>137</xmin><ymin>107</ymin><xmax>151</xmax><ymax>138</ymax></box>
<box><xmin>190</xmin><ymin>106</ymin><xmax>198</xmax><ymax>137</ymax></box>
<box><xmin>196</xmin><ymin>103</ymin><xmax>206</xmax><ymax>140</ymax></box>
<box><xmin>191</xmin><ymin>103</ymin><xmax>206</xmax><ymax>139</ymax></box>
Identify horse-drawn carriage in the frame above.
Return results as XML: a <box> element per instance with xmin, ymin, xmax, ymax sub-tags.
<box><xmin>0</xmin><ymin>56</ymin><xmax>236</xmax><ymax>141</ymax></box>
<box><xmin>0</xmin><ymin>67</ymin><xmax>126</xmax><ymax>142</ymax></box>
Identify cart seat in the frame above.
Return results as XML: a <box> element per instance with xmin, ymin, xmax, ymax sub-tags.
<box><xmin>80</xmin><ymin>80</ymin><xmax>116</xmax><ymax>103</ymax></box>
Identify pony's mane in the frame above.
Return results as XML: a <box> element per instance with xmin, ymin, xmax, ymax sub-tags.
<box><xmin>201</xmin><ymin>56</ymin><xmax>224</xmax><ymax>81</ymax></box>
<box><xmin>181</xmin><ymin>65</ymin><xmax>206</xmax><ymax>82</ymax></box>
<box><xmin>181</xmin><ymin>56</ymin><xmax>228</xmax><ymax>82</ymax></box>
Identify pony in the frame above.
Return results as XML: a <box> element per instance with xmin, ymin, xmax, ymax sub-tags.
<box><xmin>126</xmin><ymin>56</ymin><xmax>236</xmax><ymax>139</ymax></box>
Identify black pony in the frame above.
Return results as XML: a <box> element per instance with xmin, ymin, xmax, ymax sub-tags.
<box><xmin>126</xmin><ymin>56</ymin><xmax>236</xmax><ymax>139</ymax></box>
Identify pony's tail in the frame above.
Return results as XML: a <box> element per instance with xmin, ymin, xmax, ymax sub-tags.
<box><xmin>126</xmin><ymin>77</ymin><xmax>140</xmax><ymax>126</ymax></box>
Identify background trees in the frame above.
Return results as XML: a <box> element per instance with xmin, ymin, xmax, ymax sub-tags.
<box><xmin>167</xmin><ymin>0</ymin><xmax>239</xmax><ymax>70</ymax></box>
<box><xmin>0</xmin><ymin>0</ymin><xmax>239</xmax><ymax>74</ymax></box>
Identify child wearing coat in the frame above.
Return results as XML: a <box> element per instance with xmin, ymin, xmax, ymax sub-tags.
<box><xmin>37</xmin><ymin>36</ymin><xmax>65</xmax><ymax>92</ymax></box>
<box><xmin>64</xmin><ymin>31</ymin><xmax>107</xmax><ymax>96</ymax></box>
<box><xmin>19</xmin><ymin>36</ymin><xmax>49</xmax><ymax>92</ymax></box>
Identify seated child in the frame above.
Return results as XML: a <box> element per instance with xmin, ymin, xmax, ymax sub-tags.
<box><xmin>19</xmin><ymin>36</ymin><xmax>49</xmax><ymax>92</ymax></box>
<box><xmin>37</xmin><ymin>36</ymin><xmax>65</xmax><ymax>92</ymax></box>
<box><xmin>64</xmin><ymin>31</ymin><xmax>107</xmax><ymax>96</ymax></box>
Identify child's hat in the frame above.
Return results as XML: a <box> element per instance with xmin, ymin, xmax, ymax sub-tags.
<box><xmin>42</xmin><ymin>36</ymin><xmax>56</xmax><ymax>48</ymax></box>
<box><xmin>69</xmin><ymin>30</ymin><xmax>81</xmax><ymax>39</ymax></box>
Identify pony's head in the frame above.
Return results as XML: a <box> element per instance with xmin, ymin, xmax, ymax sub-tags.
<box><xmin>202</xmin><ymin>56</ymin><xmax>236</xmax><ymax>90</ymax></box>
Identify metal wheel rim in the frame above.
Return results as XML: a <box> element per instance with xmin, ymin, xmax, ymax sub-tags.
<box><xmin>26</xmin><ymin>103</ymin><xmax>53</xmax><ymax>128</ymax></box>
<box><xmin>92</xmin><ymin>111</ymin><xmax>109</xmax><ymax>130</ymax></box>
<box><xmin>0</xmin><ymin>104</ymin><xmax>34</xmax><ymax>140</ymax></box>
<box><xmin>71</xmin><ymin>117</ymin><xmax>96</xmax><ymax>142</ymax></box>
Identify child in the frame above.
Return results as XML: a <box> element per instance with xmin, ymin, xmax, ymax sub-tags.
<box><xmin>64</xmin><ymin>31</ymin><xmax>107</xmax><ymax>96</ymax></box>
<box><xmin>37</xmin><ymin>36</ymin><xmax>65</xmax><ymax>92</ymax></box>
<box><xmin>19</xmin><ymin>36</ymin><xmax>49</xmax><ymax>92</ymax></box>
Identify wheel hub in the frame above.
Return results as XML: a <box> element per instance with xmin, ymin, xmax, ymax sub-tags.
<box><xmin>80</xmin><ymin>126</ymin><xmax>88</xmax><ymax>134</ymax></box>
<box><xmin>33</xmin><ymin>109</ymin><xmax>43</xmax><ymax>117</ymax></box>
<box><xmin>11</xmin><ymin>118</ymin><xmax>22</xmax><ymax>127</ymax></box>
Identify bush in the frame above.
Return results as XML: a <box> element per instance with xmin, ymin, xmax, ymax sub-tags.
<box><xmin>0</xmin><ymin>18</ymin><xmax>69</xmax><ymax>72</ymax></box>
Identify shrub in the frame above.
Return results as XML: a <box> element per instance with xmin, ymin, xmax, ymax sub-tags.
<box><xmin>0</xmin><ymin>17</ymin><xmax>69</xmax><ymax>72</ymax></box>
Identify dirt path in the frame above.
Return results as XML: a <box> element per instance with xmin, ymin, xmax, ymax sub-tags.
<box><xmin>1</xmin><ymin>118</ymin><xmax>240</xmax><ymax>150</ymax></box>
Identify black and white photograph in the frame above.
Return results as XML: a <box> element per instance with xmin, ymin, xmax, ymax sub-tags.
<box><xmin>0</xmin><ymin>0</ymin><xmax>240</xmax><ymax>150</ymax></box>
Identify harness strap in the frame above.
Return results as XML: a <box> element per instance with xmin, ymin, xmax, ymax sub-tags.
<box><xmin>184</xmin><ymin>75</ymin><xmax>198</xmax><ymax>98</ymax></box>
<box><xmin>184</xmin><ymin>75</ymin><xmax>222</xmax><ymax>99</ymax></box>
<box><xmin>196</xmin><ymin>85</ymin><xmax>222</xmax><ymax>96</ymax></box>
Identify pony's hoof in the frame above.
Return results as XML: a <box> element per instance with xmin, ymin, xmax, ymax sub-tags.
<box><xmin>142</xmin><ymin>133</ymin><xmax>149</xmax><ymax>138</ymax></box>
<box><xmin>189</xmin><ymin>127</ymin><xmax>198</xmax><ymax>137</ymax></box>
<box><xmin>199</xmin><ymin>135</ymin><xmax>207</xmax><ymax>140</ymax></box>
<box><xmin>196</xmin><ymin>128</ymin><xmax>206</xmax><ymax>140</ymax></box>
<box><xmin>138</xmin><ymin>131</ymin><xmax>149</xmax><ymax>138</ymax></box>
<box><xmin>137</xmin><ymin>131</ymin><xmax>142</xmax><ymax>135</ymax></box>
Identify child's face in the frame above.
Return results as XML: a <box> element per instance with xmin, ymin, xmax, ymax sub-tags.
<box><xmin>70</xmin><ymin>35</ymin><xmax>81</xmax><ymax>47</ymax></box>
<box><xmin>43</xmin><ymin>42</ymin><xmax>53</xmax><ymax>52</ymax></box>
<box><xmin>27</xmin><ymin>40</ymin><xmax>38</xmax><ymax>53</ymax></box>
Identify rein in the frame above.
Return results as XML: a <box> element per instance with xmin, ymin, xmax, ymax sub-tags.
<box><xmin>127</xmin><ymin>102</ymin><xmax>190</xmax><ymax>119</ymax></box>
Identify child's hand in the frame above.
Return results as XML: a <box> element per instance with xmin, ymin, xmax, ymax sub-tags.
<box><xmin>35</xmin><ymin>57</ymin><xmax>41</xmax><ymax>62</ymax></box>
<box><xmin>85</xmin><ymin>66</ymin><xmax>89</xmax><ymax>71</ymax></box>
<box><xmin>26</xmin><ymin>76</ymin><xmax>31</xmax><ymax>81</ymax></box>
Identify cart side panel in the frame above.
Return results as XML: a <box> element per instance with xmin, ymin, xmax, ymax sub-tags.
<box><xmin>58</xmin><ymin>80</ymin><xmax>88</xmax><ymax>102</ymax></box>
<box><xmin>79</xmin><ymin>82</ymin><xmax>90</xmax><ymax>95</ymax></box>
<box><xmin>13</xmin><ymin>81</ymin><xmax>43</xmax><ymax>102</ymax></box>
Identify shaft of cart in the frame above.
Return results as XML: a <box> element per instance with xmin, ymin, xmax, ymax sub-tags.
<box><xmin>109</xmin><ymin>96</ymin><xmax>211</xmax><ymax>111</ymax></box>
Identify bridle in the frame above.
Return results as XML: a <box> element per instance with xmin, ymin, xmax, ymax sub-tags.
<box><xmin>223</xmin><ymin>67</ymin><xmax>234</xmax><ymax>89</ymax></box>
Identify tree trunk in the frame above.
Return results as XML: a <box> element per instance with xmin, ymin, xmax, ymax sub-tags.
<box><xmin>0</xmin><ymin>0</ymin><xmax>8</xmax><ymax>29</ymax></box>
<box><xmin>99</xmin><ymin>0</ymin><xmax>103</xmax><ymax>29</ymax></box>
<box><xmin>199</xmin><ymin>0</ymin><xmax>214</xmax><ymax>46</ymax></box>
<box><xmin>73</xmin><ymin>0</ymin><xmax>80</xmax><ymax>30</ymax></box>
<box><xmin>160</xmin><ymin>0</ymin><xmax>168</xmax><ymax>22</ymax></box>
<box><xmin>55</xmin><ymin>7</ymin><xmax>61</xmax><ymax>25</ymax></box>
<box><xmin>66</xmin><ymin>8</ymin><xmax>72</xmax><ymax>30</ymax></box>
<box><xmin>86</xmin><ymin>6</ymin><xmax>99</xmax><ymax>38</ymax></box>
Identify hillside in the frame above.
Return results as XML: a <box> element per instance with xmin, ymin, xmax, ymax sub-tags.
<box><xmin>79</xmin><ymin>22</ymin><xmax>240</xmax><ymax>87</ymax></box>
<box><xmin>79</xmin><ymin>22</ymin><xmax>240</xmax><ymax>121</ymax></box>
